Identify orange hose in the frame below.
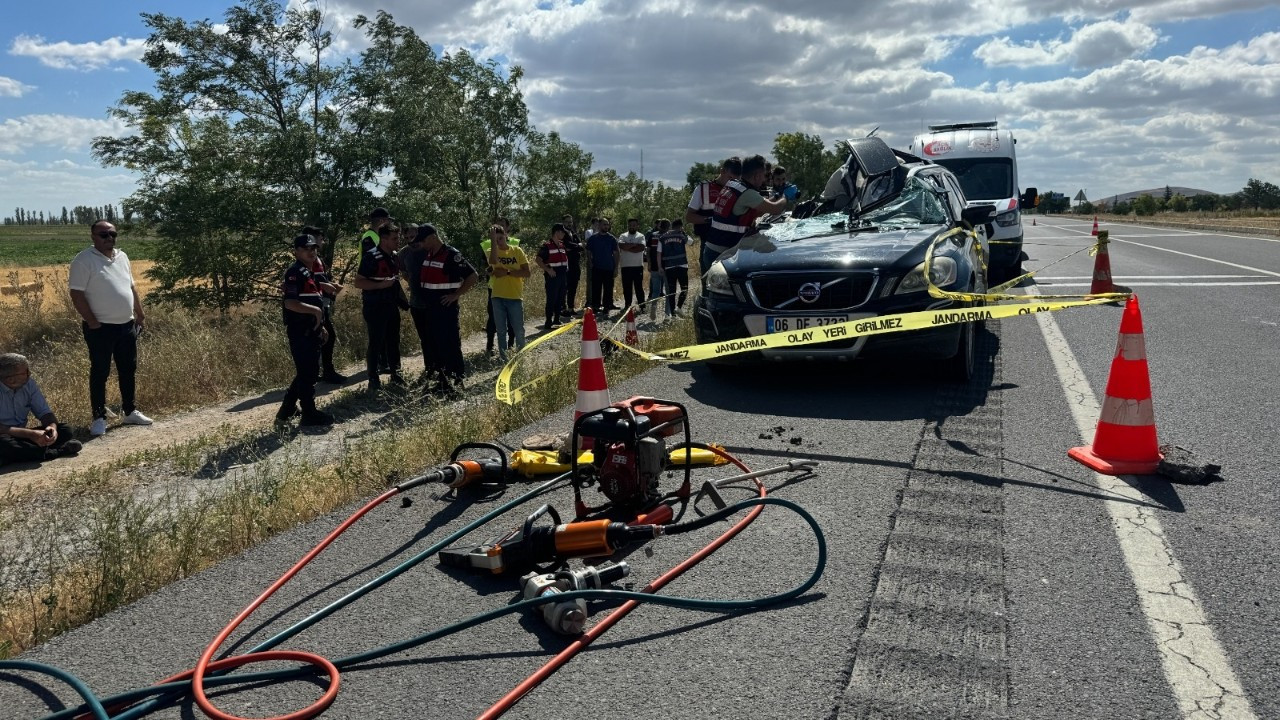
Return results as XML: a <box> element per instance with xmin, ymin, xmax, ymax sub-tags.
<box><xmin>183</xmin><ymin>488</ymin><xmax>399</xmax><ymax>720</ymax></box>
<box><xmin>478</xmin><ymin>446</ymin><xmax>759</xmax><ymax>719</ymax></box>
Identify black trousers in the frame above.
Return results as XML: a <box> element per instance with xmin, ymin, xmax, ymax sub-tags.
<box><xmin>82</xmin><ymin>320</ymin><xmax>138</xmax><ymax>420</ymax></box>
<box><xmin>281</xmin><ymin>323</ymin><xmax>321</xmax><ymax>413</ymax></box>
<box><xmin>362</xmin><ymin>303</ymin><xmax>401</xmax><ymax>381</ymax></box>
<box><xmin>544</xmin><ymin>272</ymin><xmax>566</xmax><ymax>325</ymax></box>
<box><xmin>564</xmin><ymin>265</ymin><xmax>581</xmax><ymax>313</ymax></box>
<box><xmin>484</xmin><ymin>288</ymin><xmax>517</xmax><ymax>347</ymax></box>
<box><xmin>620</xmin><ymin>267</ymin><xmax>645</xmax><ymax>308</ymax></box>
<box><xmin>664</xmin><ymin>267</ymin><xmax>690</xmax><ymax>314</ymax></box>
<box><xmin>589</xmin><ymin>269</ymin><xmax>615</xmax><ymax>312</ymax></box>
<box><xmin>412</xmin><ymin>302</ymin><xmax>465</xmax><ymax>387</ymax></box>
<box><xmin>0</xmin><ymin>422</ymin><xmax>74</xmax><ymax>464</ymax></box>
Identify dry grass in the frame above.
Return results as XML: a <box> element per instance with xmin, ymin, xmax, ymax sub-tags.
<box><xmin>0</xmin><ymin>265</ymin><xmax>554</xmax><ymax>428</ymax></box>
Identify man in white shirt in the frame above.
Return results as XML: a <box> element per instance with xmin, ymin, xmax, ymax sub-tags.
<box><xmin>69</xmin><ymin>220</ymin><xmax>153</xmax><ymax>437</ymax></box>
<box><xmin>617</xmin><ymin>218</ymin><xmax>647</xmax><ymax>310</ymax></box>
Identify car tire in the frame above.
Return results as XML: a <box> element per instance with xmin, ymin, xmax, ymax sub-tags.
<box><xmin>947</xmin><ymin>312</ymin><xmax>976</xmax><ymax>383</ymax></box>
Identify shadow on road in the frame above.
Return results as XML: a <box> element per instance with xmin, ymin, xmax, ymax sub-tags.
<box><xmin>673</xmin><ymin>326</ymin><xmax>1002</xmax><ymax>422</ymax></box>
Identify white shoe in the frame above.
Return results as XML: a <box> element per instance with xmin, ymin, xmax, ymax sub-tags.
<box><xmin>89</xmin><ymin>417</ymin><xmax>107</xmax><ymax>436</ymax></box>
<box><xmin>122</xmin><ymin>410</ymin><xmax>154</xmax><ymax>426</ymax></box>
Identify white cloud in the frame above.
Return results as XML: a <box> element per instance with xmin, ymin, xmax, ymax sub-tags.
<box><xmin>0</xmin><ymin>75</ymin><xmax>35</xmax><ymax>97</ymax></box>
<box><xmin>9</xmin><ymin>34</ymin><xmax>147</xmax><ymax>71</ymax></box>
<box><xmin>0</xmin><ymin>115</ymin><xmax>132</xmax><ymax>155</ymax></box>
<box><xmin>976</xmin><ymin>20</ymin><xmax>1161</xmax><ymax>69</ymax></box>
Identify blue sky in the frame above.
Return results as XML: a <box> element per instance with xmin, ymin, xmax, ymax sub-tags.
<box><xmin>2</xmin><ymin>0</ymin><xmax>1278</xmax><ymax>218</ymax></box>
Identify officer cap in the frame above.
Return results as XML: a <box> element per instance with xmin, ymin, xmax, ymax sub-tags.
<box><xmin>369</xmin><ymin>207</ymin><xmax>390</xmax><ymax>220</ymax></box>
<box><xmin>293</xmin><ymin>234</ymin><xmax>318</xmax><ymax>248</ymax></box>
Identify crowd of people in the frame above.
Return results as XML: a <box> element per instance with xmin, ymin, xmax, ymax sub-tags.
<box><xmin>0</xmin><ymin>153</ymin><xmax>800</xmax><ymax>465</ymax></box>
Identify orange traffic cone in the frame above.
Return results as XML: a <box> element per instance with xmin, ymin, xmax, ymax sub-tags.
<box><xmin>1089</xmin><ymin>231</ymin><xmax>1130</xmax><ymax>295</ymax></box>
<box><xmin>1091</xmin><ymin>216</ymin><xmax>1099</xmax><ymax>236</ymax></box>
<box><xmin>1068</xmin><ymin>294</ymin><xmax>1164</xmax><ymax>475</ymax></box>
<box><xmin>625</xmin><ymin>306</ymin><xmax>639</xmax><ymax>346</ymax></box>
<box><xmin>574</xmin><ymin>308</ymin><xmax>610</xmax><ymax>450</ymax></box>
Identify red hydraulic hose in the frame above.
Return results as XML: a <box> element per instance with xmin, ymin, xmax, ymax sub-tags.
<box><xmin>174</xmin><ymin>487</ymin><xmax>400</xmax><ymax>720</ymax></box>
<box><xmin>479</xmin><ymin>447</ymin><xmax>759</xmax><ymax>719</ymax></box>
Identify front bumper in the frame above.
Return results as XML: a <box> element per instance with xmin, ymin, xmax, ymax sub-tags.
<box><xmin>693</xmin><ymin>290</ymin><xmax>964</xmax><ymax>364</ymax></box>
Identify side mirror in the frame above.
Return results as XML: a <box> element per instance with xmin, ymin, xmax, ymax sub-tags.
<box><xmin>961</xmin><ymin>204</ymin><xmax>997</xmax><ymax>227</ymax></box>
<box><xmin>1021</xmin><ymin>187</ymin><xmax>1039</xmax><ymax>209</ymax></box>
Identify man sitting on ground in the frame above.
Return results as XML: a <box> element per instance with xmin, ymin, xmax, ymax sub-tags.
<box><xmin>0</xmin><ymin>353</ymin><xmax>83</xmax><ymax>466</ymax></box>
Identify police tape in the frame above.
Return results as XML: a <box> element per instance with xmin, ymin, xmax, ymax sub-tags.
<box><xmin>494</xmin><ymin>319</ymin><xmax>581</xmax><ymax>405</ymax></box>
<box><xmin>923</xmin><ymin>229</ymin><xmax>1126</xmax><ymax>303</ymax></box>
<box><xmin>495</xmin><ymin>295</ymin><xmax>1118</xmax><ymax>401</ymax></box>
<box><xmin>649</xmin><ymin>296</ymin><xmax>1115</xmax><ymax>362</ymax></box>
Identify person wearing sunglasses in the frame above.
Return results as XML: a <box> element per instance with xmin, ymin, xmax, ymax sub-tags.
<box><xmin>69</xmin><ymin>220</ymin><xmax>154</xmax><ymax>437</ymax></box>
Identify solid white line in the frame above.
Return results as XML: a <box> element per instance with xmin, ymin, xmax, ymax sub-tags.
<box><xmin>1035</xmin><ymin>275</ymin><xmax>1262</xmax><ymax>280</ymax></box>
<box><xmin>1036</xmin><ymin>282</ymin><xmax>1280</xmax><ymax>287</ymax></box>
<box><xmin>1028</xmin><ymin>285</ymin><xmax>1256</xmax><ymax>720</ymax></box>
<box><xmin>1110</xmin><ymin>239</ymin><xmax>1280</xmax><ymax>278</ymax></box>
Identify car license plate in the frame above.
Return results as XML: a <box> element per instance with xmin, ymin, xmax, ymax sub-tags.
<box><xmin>766</xmin><ymin>315</ymin><xmax>849</xmax><ymax>333</ymax></box>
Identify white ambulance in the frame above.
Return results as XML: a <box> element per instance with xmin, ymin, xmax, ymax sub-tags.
<box><xmin>909</xmin><ymin>121</ymin><xmax>1037</xmax><ymax>279</ymax></box>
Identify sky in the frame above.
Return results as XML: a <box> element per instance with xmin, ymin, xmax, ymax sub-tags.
<box><xmin>1</xmin><ymin>0</ymin><xmax>1278</xmax><ymax>218</ymax></box>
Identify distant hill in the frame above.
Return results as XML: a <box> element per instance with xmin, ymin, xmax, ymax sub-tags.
<box><xmin>1090</xmin><ymin>186</ymin><xmax>1217</xmax><ymax>205</ymax></box>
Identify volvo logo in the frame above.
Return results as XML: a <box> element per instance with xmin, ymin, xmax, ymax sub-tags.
<box><xmin>797</xmin><ymin>282</ymin><xmax>822</xmax><ymax>304</ymax></box>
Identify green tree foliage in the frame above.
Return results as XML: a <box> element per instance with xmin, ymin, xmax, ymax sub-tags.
<box><xmin>1169</xmin><ymin>194</ymin><xmax>1189</xmax><ymax>212</ymax></box>
<box><xmin>1132</xmin><ymin>194</ymin><xmax>1158</xmax><ymax>216</ymax></box>
<box><xmin>517</xmin><ymin>130</ymin><xmax>594</xmax><ymax>237</ymax></box>
<box><xmin>1240</xmin><ymin>178</ymin><xmax>1280</xmax><ymax>210</ymax></box>
<box><xmin>1189</xmin><ymin>193</ymin><xmax>1218</xmax><ymax>212</ymax></box>
<box><xmin>685</xmin><ymin>161</ymin><xmax>720</xmax><ymax>188</ymax></box>
<box><xmin>772</xmin><ymin>132</ymin><xmax>841</xmax><ymax>201</ymax></box>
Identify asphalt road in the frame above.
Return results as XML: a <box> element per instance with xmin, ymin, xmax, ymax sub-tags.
<box><xmin>2</xmin><ymin>216</ymin><xmax>1277</xmax><ymax>720</ymax></box>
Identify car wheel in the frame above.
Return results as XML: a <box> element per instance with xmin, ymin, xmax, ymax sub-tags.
<box><xmin>947</xmin><ymin>313</ymin><xmax>976</xmax><ymax>383</ymax></box>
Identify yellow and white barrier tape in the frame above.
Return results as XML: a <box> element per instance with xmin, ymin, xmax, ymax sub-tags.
<box><xmin>496</xmin><ymin>232</ymin><xmax>1128</xmax><ymax>403</ymax></box>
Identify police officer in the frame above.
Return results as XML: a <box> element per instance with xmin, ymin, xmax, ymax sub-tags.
<box><xmin>362</xmin><ymin>207</ymin><xmax>392</xmax><ymax>252</ymax></box>
<box><xmin>354</xmin><ymin>222</ymin><xmax>406</xmax><ymax>394</ymax></box>
<box><xmin>702</xmin><ymin>154</ymin><xmax>787</xmax><ymax>274</ymax></box>
<box><xmin>413</xmin><ymin>224</ymin><xmax>478</xmax><ymax>396</ymax></box>
<box><xmin>276</xmin><ymin>234</ymin><xmax>335</xmax><ymax>427</ymax></box>
<box><xmin>302</xmin><ymin>225</ymin><xmax>345</xmax><ymax>383</ymax></box>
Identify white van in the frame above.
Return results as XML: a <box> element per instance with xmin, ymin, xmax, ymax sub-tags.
<box><xmin>909</xmin><ymin>121</ymin><xmax>1037</xmax><ymax>278</ymax></box>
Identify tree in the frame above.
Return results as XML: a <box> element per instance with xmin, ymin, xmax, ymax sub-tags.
<box><xmin>517</xmin><ymin>130</ymin><xmax>593</xmax><ymax>235</ymax></box>
<box><xmin>685</xmin><ymin>161</ymin><xmax>719</xmax><ymax>189</ymax></box>
<box><xmin>1189</xmin><ymin>193</ymin><xmax>1218</xmax><ymax>212</ymax></box>
<box><xmin>1133</xmin><ymin>194</ymin><xmax>1158</xmax><ymax>216</ymax></box>
<box><xmin>93</xmin><ymin>0</ymin><xmax>388</xmax><ymax>309</ymax></box>
<box><xmin>1169</xmin><ymin>194</ymin><xmax>1189</xmax><ymax>212</ymax></box>
<box><xmin>1163</xmin><ymin>185</ymin><xmax>1173</xmax><ymax>201</ymax></box>
<box><xmin>1240</xmin><ymin>178</ymin><xmax>1280</xmax><ymax>210</ymax></box>
<box><xmin>772</xmin><ymin>132</ymin><xmax>841</xmax><ymax>201</ymax></box>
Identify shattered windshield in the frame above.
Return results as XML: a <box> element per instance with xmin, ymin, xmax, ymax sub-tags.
<box><xmin>858</xmin><ymin>176</ymin><xmax>947</xmax><ymax>227</ymax></box>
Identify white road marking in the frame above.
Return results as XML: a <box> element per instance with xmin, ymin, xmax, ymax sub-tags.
<box><xmin>1036</xmin><ymin>282</ymin><xmax>1280</xmax><ymax>287</ymax></box>
<box><xmin>1110</xmin><ymin>239</ymin><xmax>1280</xmax><ymax>278</ymax></box>
<box><xmin>1035</xmin><ymin>275</ymin><xmax>1263</xmax><ymax>280</ymax></box>
<box><xmin>1028</xmin><ymin>285</ymin><xmax>1256</xmax><ymax>720</ymax></box>
<box><xmin>1036</xmin><ymin>220</ymin><xmax>1280</xmax><ymax>243</ymax></box>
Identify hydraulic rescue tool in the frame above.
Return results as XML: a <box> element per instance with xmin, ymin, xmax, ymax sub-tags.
<box><xmin>393</xmin><ymin>442</ymin><xmax>512</xmax><ymax>492</ymax></box>
<box><xmin>519</xmin><ymin>561</ymin><xmax>631</xmax><ymax>634</ymax></box>
<box><xmin>570</xmin><ymin>396</ymin><xmax>693</xmax><ymax>519</ymax></box>
<box><xmin>439</xmin><ymin>503</ymin><xmax>660</xmax><ymax>574</ymax></box>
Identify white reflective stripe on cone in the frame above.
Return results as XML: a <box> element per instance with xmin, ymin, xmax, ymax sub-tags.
<box><xmin>581</xmin><ymin>342</ymin><xmax>603</xmax><ymax>360</ymax></box>
<box><xmin>576</xmin><ymin>389</ymin><xmax>610</xmax><ymax>409</ymax></box>
<box><xmin>1099</xmin><ymin>396</ymin><xmax>1156</xmax><ymax>427</ymax></box>
<box><xmin>1116</xmin><ymin>333</ymin><xmax>1147</xmax><ymax>361</ymax></box>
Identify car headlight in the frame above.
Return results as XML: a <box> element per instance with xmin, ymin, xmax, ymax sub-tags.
<box><xmin>895</xmin><ymin>256</ymin><xmax>957</xmax><ymax>294</ymax></box>
<box><xmin>995</xmin><ymin>209</ymin><xmax>1019</xmax><ymax>227</ymax></box>
<box><xmin>705</xmin><ymin>261</ymin><xmax>734</xmax><ymax>296</ymax></box>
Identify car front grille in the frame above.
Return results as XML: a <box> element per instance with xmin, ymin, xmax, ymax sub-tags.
<box><xmin>746</xmin><ymin>272</ymin><xmax>878</xmax><ymax>311</ymax></box>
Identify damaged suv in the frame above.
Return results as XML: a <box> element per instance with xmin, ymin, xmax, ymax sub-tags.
<box><xmin>692</xmin><ymin>137</ymin><xmax>996</xmax><ymax>380</ymax></box>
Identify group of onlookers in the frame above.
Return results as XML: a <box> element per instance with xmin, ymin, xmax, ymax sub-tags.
<box><xmin>3</xmin><ymin>155</ymin><xmax>801</xmax><ymax>466</ymax></box>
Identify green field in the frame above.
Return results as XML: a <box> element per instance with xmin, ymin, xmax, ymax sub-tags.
<box><xmin>0</xmin><ymin>226</ymin><xmax>157</xmax><ymax>266</ymax></box>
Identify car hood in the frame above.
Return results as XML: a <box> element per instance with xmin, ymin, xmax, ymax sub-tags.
<box><xmin>717</xmin><ymin>213</ymin><xmax>948</xmax><ymax>275</ymax></box>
